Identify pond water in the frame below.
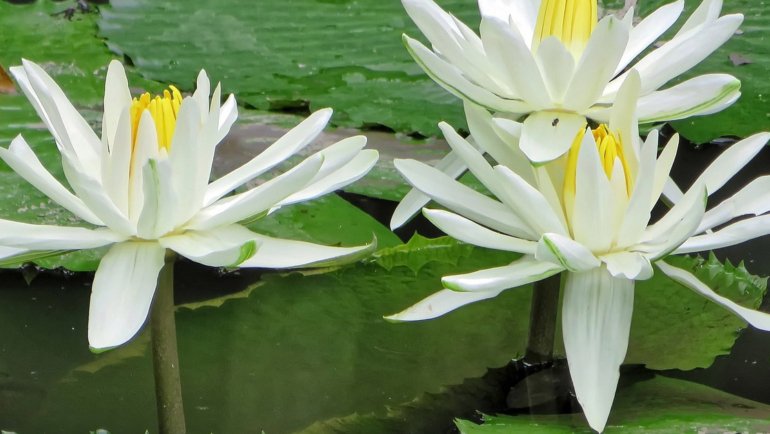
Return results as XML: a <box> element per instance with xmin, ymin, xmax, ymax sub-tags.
<box><xmin>2</xmin><ymin>137</ymin><xmax>770</xmax><ymax>434</ymax></box>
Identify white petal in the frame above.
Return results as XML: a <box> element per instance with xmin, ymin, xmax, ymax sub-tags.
<box><xmin>0</xmin><ymin>135</ymin><xmax>102</xmax><ymax>225</ymax></box>
<box><xmin>562</xmin><ymin>267</ymin><xmax>634</xmax><ymax>433</ymax></box>
<box><xmin>535</xmin><ymin>37</ymin><xmax>575</xmax><ymax>103</ymax></box>
<box><xmin>168</xmin><ymin>97</ymin><xmax>206</xmax><ymax>224</ymax></box>
<box><xmin>390</xmin><ymin>150</ymin><xmax>468</xmax><ymax>230</ymax></box>
<box><xmin>439</xmin><ymin>122</ymin><xmax>542</xmax><ymax>228</ymax></box>
<box><xmin>297</xmin><ymin>136</ymin><xmax>368</xmax><ymax>187</ymax></box>
<box><xmin>403</xmin><ymin>0</ymin><xmax>503</xmax><ymax>94</ymax></box>
<box><xmin>571</xmin><ymin>130</ymin><xmax>613</xmax><ymax>252</ymax></box>
<box><xmin>160</xmin><ymin>224</ymin><xmax>257</xmax><ymax>267</ymax></box>
<box><xmin>423</xmin><ymin>208</ymin><xmax>537</xmax><ymax>254</ymax></box>
<box><xmin>442</xmin><ymin>255</ymin><xmax>563</xmax><ymax>292</ymax></box>
<box><xmin>464</xmin><ymin>102</ymin><xmax>535</xmax><ymax>184</ymax></box>
<box><xmin>279</xmin><ymin>149</ymin><xmax>378</xmax><ymax>206</ymax></box>
<box><xmin>20</xmin><ymin>60</ymin><xmax>102</xmax><ymax>167</ymax></box>
<box><xmin>216</xmin><ymin>94</ymin><xmax>238</xmax><ymax>143</ymax></box>
<box><xmin>9</xmin><ymin>65</ymin><xmax>62</xmax><ymax>145</ymax></box>
<box><xmin>102</xmin><ymin>106</ymin><xmax>132</xmax><ymax>215</ymax></box>
<box><xmin>479</xmin><ymin>17</ymin><xmax>550</xmax><ymax>108</ymax></box>
<box><xmin>385</xmin><ymin>288</ymin><xmax>504</xmax><ymax>322</ymax></box>
<box><xmin>601</xmin><ymin>251</ymin><xmax>653</xmax><ymax>280</ymax></box>
<box><xmin>636</xmin><ymin>74</ymin><xmax>741</xmax><ymax>123</ymax></box>
<box><xmin>616</xmin><ymin>0</ymin><xmax>684</xmax><ymax>74</ymax></box>
<box><xmin>656</xmin><ymin>261</ymin><xmax>770</xmax><ymax>331</ymax></box>
<box><xmin>697</xmin><ymin>176</ymin><xmax>770</xmax><ymax>233</ymax></box>
<box><xmin>0</xmin><ymin>219</ymin><xmax>123</xmax><ymax>250</ymax></box>
<box><xmin>88</xmin><ymin>241</ymin><xmax>166</xmax><ymax>350</ymax></box>
<box><xmin>404</xmin><ymin>35</ymin><xmax>531</xmax><ymax>113</ymax></box>
<box><xmin>675</xmin><ymin>214</ymin><xmax>770</xmax><ymax>254</ymax></box>
<box><xmin>102</xmin><ymin>61</ymin><xmax>132</xmax><ymax>149</ymax></box>
<box><xmin>535</xmin><ymin>233</ymin><xmax>600</xmax><ymax>272</ymax></box>
<box><xmin>188</xmin><ymin>154</ymin><xmax>324</xmax><ymax>231</ymax></box>
<box><xmin>60</xmin><ymin>157</ymin><xmax>135</xmax><ymax>236</ymax></box>
<box><xmin>204</xmin><ymin>108</ymin><xmax>332</xmax><ymax>206</ymax></box>
<box><xmin>192</xmin><ymin>69</ymin><xmax>211</xmax><ymax>122</ymax></box>
<box><xmin>644</xmin><ymin>133</ymin><xmax>768</xmax><ymax>245</ymax></box>
<box><xmin>652</xmin><ymin>134</ymin><xmax>680</xmax><ymax>209</ymax></box>
<box><xmin>690</xmin><ymin>132</ymin><xmax>770</xmax><ymax>197</ymax></box>
<box><xmin>674</xmin><ymin>0</ymin><xmax>724</xmax><ymax>38</ymax></box>
<box><xmin>394</xmin><ymin>158</ymin><xmax>534</xmax><ymax>238</ymax></box>
<box><xmin>478</xmin><ymin>0</ymin><xmax>539</xmax><ymax>46</ymax></box>
<box><xmin>617</xmin><ymin>131</ymin><xmax>658</xmax><ymax>248</ymax></box>
<box><xmin>607</xmin><ymin>14</ymin><xmax>742</xmax><ymax>98</ymax></box>
<box><xmin>640</xmin><ymin>185</ymin><xmax>707</xmax><ymax>258</ymax></box>
<box><xmin>520</xmin><ymin>111</ymin><xmax>586</xmax><ymax>163</ymax></box>
<box><xmin>238</xmin><ymin>234</ymin><xmax>374</xmax><ymax>269</ymax></box>
<box><xmin>494</xmin><ymin>165</ymin><xmax>567</xmax><ymax>235</ymax></box>
<box><xmin>563</xmin><ymin>16</ymin><xmax>630</xmax><ymax>112</ymax></box>
<box><xmin>608</xmin><ymin>70</ymin><xmax>642</xmax><ymax>171</ymax></box>
<box><xmin>136</xmin><ymin>159</ymin><xmax>177</xmax><ymax>239</ymax></box>
<box><xmin>128</xmin><ymin>110</ymin><xmax>160</xmax><ymax>225</ymax></box>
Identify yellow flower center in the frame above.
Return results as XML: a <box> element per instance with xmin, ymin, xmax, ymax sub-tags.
<box><xmin>130</xmin><ymin>86</ymin><xmax>183</xmax><ymax>151</ymax></box>
<box><xmin>533</xmin><ymin>0</ymin><xmax>597</xmax><ymax>58</ymax></box>
<box><xmin>563</xmin><ymin>125</ymin><xmax>632</xmax><ymax>210</ymax></box>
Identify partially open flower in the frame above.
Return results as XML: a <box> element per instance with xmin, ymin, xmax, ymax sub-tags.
<box><xmin>0</xmin><ymin>60</ymin><xmax>378</xmax><ymax>350</ymax></box>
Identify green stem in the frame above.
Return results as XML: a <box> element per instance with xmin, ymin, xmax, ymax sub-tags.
<box><xmin>524</xmin><ymin>274</ymin><xmax>562</xmax><ymax>364</ymax></box>
<box><xmin>150</xmin><ymin>253</ymin><xmax>186</xmax><ymax>434</ymax></box>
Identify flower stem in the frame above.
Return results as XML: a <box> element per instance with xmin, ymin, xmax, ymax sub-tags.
<box><xmin>150</xmin><ymin>253</ymin><xmax>186</xmax><ymax>434</ymax></box>
<box><xmin>525</xmin><ymin>274</ymin><xmax>562</xmax><ymax>364</ymax></box>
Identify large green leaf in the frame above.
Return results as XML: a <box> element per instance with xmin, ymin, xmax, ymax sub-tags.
<box><xmin>455</xmin><ymin>375</ymin><xmax>770</xmax><ymax>433</ymax></box>
<box><xmin>97</xmin><ymin>0</ymin><xmax>479</xmax><ymax>137</ymax></box>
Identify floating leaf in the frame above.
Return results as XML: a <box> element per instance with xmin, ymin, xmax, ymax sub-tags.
<box><xmin>97</xmin><ymin>0</ymin><xmax>480</xmax><ymax>136</ymax></box>
<box><xmin>455</xmin><ymin>375</ymin><xmax>770</xmax><ymax>433</ymax></box>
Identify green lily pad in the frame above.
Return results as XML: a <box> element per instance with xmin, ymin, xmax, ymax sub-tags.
<box><xmin>635</xmin><ymin>0</ymin><xmax>770</xmax><ymax>143</ymax></box>
<box><xmin>97</xmin><ymin>0</ymin><xmax>481</xmax><ymax>137</ymax></box>
<box><xmin>455</xmin><ymin>375</ymin><xmax>770</xmax><ymax>433</ymax></box>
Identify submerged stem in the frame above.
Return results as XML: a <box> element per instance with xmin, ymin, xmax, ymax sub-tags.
<box><xmin>151</xmin><ymin>252</ymin><xmax>186</xmax><ymax>434</ymax></box>
<box><xmin>525</xmin><ymin>274</ymin><xmax>562</xmax><ymax>364</ymax></box>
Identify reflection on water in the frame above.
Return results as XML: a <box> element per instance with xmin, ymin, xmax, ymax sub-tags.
<box><xmin>0</xmin><ymin>248</ymin><xmax>532</xmax><ymax>433</ymax></box>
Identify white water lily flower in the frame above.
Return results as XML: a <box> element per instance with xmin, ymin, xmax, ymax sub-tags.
<box><xmin>1</xmin><ymin>60</ymin><xmax>378</xmax><ymax>350</ymax></box>
<box><xmin>403</xmin><ymin>0</ymin><xmax>741</xmax><ymax>162</ymax></box>
<box><xmin>390</xmin><ymin>0</ymin><xmax>743</xmax><ymax>228</ymax></box>
<box><xmin>386</xmin><ymin>72</ymin><xmax>770</xmax><ymax>432</ymax></box>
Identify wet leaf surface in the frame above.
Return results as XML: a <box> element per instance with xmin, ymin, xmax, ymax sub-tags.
<box><xmin>456</xmin><ymin>375</ymin><xmax>770</xmax><ymax>433</ymax></box>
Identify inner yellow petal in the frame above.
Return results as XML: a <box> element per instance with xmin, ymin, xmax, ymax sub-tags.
<box><xmin>533</xmin><ymin>0</ymin><xmax>597</xmax><ymax>58</ymax></box>
<box><xmin>563</xmin><ymin>124</ymin><xmax>632</xmax><ymax>210</ymax></box>
<box><xmin>129</xmin><ymin>85</ymin><xmax>183</xmax><ymax>152</ymax></box>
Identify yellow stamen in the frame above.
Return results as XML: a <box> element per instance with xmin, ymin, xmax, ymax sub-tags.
<box><xmin>563</xmin><ymin>125</ymin><xmax>632</xmax><ymax>213</ymax></box>
<box><xmin>129</xmin><ymin>85</ymin><xmax>183</xmax><ymax>151</ymax></box>
<box><xmin>533</xmin><ymin>0</ymin><xmax>597</xmax><ymax>58</ymax></box>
